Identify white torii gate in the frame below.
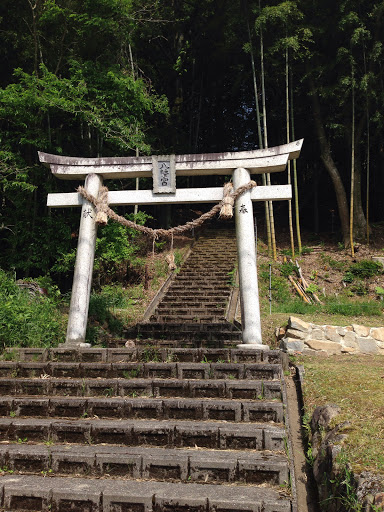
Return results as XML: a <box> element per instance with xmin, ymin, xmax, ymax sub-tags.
<box><xmin>39</xmin><ymin>139</ymin><xmax>303</xmax><ymax>349</ymax></box>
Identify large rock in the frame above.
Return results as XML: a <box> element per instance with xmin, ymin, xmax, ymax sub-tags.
<box><xmin>311</xmin><ymin>404</ymin><xmax>341</xmax><ymax>431</ymax></box>
<box><xmin>352</xmin><ymin>324</ymin><xmax>370</xmax><ymax>337</ymax></box>
<box><xmin>281</xmin><ymin>338</ymin><xmax>304</xmax><ymax>352</ymax></box>
<box><xmin>311</xmin><ymin>328</ymin><xmax>324</xmax><ymax>340</ymax></box>
<box><xmin>288</xmin><ymin>316</ymin><xmax>310</xmax><ymax>332</ymax></box>
<box><xmin>343</xmin><ymin>331</ymin><xmax>357</xmax><ymax>345</ymax></box>
<box><xmin>357</xmin><ymin>337</ymin><xmax>379</xmax><ymax>354</ymax></box>
<box><xmin>324</xmin><ymin>326</ymin><xmax>342</xmax><ymax>343</ymax></box>
<box><xmin>285</xmin><ymin>328</ymin><xmax>307</xmax><ymax>340</ymax></box>
<box><xmin>371</xmin><ymin>327</ymin><xmax>384</xmax><ymax>343</ymax></box>
<box><xmin>306</xmin><ymin>339</ymin><xmax>342</xmax><ymax>354</ymax></box>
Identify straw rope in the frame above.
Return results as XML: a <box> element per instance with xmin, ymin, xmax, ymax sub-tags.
<box><xmin>77</xmin><ymin>180</ymin><xmax>257</xmax><ymax>240</ymax></box>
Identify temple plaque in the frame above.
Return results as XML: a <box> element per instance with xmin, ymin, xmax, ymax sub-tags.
<box><xmin>152</xmin><ymin>154</ymin><xmax>176</xmax><ymax>194</ymax></box>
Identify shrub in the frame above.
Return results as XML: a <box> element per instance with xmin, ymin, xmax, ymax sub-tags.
<box><xmin>0</xmin><ymin>269</ymin><xmax>65</xmax><ymax>348</ymax></box>
<box><xmin>345</xmin><ymin>260</ymin><xmax>382</xmax><ymax>279</ymax></box>
<box><xmin>280</xmin><ymin>261</ymin><xmax>297</xmax><ymax>278</ymax></box>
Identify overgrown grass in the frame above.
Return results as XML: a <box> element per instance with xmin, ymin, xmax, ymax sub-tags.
<box><xmin>0</xmin><ymin>269</ymin><xmax>65</xmax><ymax>348</ymax></box>
<box><xmin>258</xmin><ymin>264</ymin><xmax>382</xmax><ymax>318</ymax></box>
<box><xmin>296</xmin><ymin>355</ymin><xmax>384</xmax><ymax>475</ymax></box>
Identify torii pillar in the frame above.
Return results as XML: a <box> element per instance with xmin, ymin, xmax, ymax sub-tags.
<box><xmin>39</xmin><ymin>139</ymin><xmax>303</xmax><ymax>348</ymax></box>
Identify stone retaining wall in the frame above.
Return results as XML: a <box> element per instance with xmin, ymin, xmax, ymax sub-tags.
<box><xmin>306</xmin><ymin>403</ymin><xmax>384</xmax><ymax>511</ymax></box>
<box><xmin>279</xmin><ymin>316</ymin><xmax>384</xmax><ymax>355</ymax></box>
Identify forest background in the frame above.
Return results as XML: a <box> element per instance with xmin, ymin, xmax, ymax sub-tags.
<box><xmin>0</xmin><ymin>0</ymin><xmax>383</xmax><ymax>289</ymax></box>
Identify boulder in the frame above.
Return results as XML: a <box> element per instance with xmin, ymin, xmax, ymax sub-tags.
<box><xmin>343</xmin><ymin>331</ymin><xmax>357</xmax><ymax>345</ymax></box>
<box><xmin>288</xmin><ymin>316</ymin><xmax>310</xmax><ymax>332</ymax></box>
<box><xmin>352</xmin><ymin>324</ymin><xmax>370</xmax><ymax>337</ymax></box>
<box><xmin>306</xmin><ymin>339</ymin><xmax>342</xmax><ymax>354</ymax></box>
<box><xmin>371</xmin><ymin>327</ymin><xmax>384</xmax><ymax>343</ymax></box>
<box><xmin>280</xmin><ymin>338</ymin><xmax>304</xmax><ymax>353</ymax></box>
<box><xmin>324</xmin><ymin>326</ymin><xmax>342</xmax><ymax>343</ymax></box>
<box><xmin>357</xmin><ymin>337</ymin><xmax>379</xmax><ymax>354</ymax></box>
<box><xmin>311</xmin><ymin>328</ymin><xmax>324</xmax><ymax>340</ymax></box>
<box><xmin>311</xmin><ymin>404</ymin><xmax>341</xmax><ymax>432</ymax></box>
<box><xmin>285</xmin><ymin>328</ymin><xmax>307</xmax><ymax>340</ymax></box>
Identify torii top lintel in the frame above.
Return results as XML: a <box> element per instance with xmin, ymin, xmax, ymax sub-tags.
<box><xmin>39</xmin><ymin>139</ymin><xmax>303</xmax><ymax>180</ymax></box>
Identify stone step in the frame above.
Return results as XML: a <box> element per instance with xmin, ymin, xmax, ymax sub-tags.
<box><xmin>0</xmin><ymin>362</ymin><xmax>282</xmax><ymax>380</ymax></box>
<box><xmin>0</xmin><ymin>377</ymin><xmax>282</xmax><ymax>400</ymax></box>
<box><xmin>0</xmin><ymin>418</ymin><xmax>286</xmax><ymax>450</ymax></box>
<box><xmin>173</xmin><ymin>276</ymin><xmax>230</xmax><ymax>283</ymax></box>
<box><xmin>156</xmin><ymin>302</ymin><xmax>227</xmax><ymax>309</ymax></box>
<box><xmin>167</xmin><ymin>285</ymin><xmax>231</xmax><ymax>291</ymax></box>
<box><xmin>2</xmin><ymin>347</ymin><xmax>286</xmax><ymax>364</ymax></box>
<box><xmin>163</xmin><ymin>290</ymin><xmax>231</xmax><ymax>297</ymax></box>
<box><xmin>1</xmin><ymin>396</ymin><xmax>283</xmax><ymax>422</ymax></box>
<box><xmin>137</xmin><ymin>322</ymin><xmax>240</xmax><ymax>332</ymax></box>
<box><xmin>176</xmin><ymin>270</ymin><xmax>230</xmax><ymax>276</ymax></box>
<box><xmin>0</xmin><ymin>474</ymin><xmax>292</xmax><ymax>511</ymax></box>
<box><xmin>0</xmin><ymin>444</ymin><xmax>289</xmax><ymax>485</ymax></box>
<box><xmin>149</xmin><ymin>315</ymin><xmax>226</xmax><ymax>323</ymax></box>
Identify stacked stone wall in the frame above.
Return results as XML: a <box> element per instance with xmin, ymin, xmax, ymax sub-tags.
<box><xmin>279</xmin><ymin>316</ymin><xmax>384</xmax><ymax>355</ymax></box>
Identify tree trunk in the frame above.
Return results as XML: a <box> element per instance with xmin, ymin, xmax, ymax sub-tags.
<box><xmin>309</xmin><ymin>78</ymin><xmax>350</xmax><ymax>246</ymax></box>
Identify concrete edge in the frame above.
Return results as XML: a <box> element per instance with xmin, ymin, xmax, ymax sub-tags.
<box><xmin>142</xmin><ymin>245</ymin><xmax>194</xmax><ymax>323</ymax></box>
<box><xmin>280</xmin><ymin>372</ymin><xmax>298</xmax><ymax>512</ymax></box>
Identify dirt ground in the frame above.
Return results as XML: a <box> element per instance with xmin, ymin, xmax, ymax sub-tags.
<box><xmin>258</xmin><ymin>223</ymin><xmax>384</xmax><ymax>302</ymax></box>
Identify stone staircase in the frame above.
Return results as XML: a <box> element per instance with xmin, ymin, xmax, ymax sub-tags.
<box><xmin>0</xmin><ymin>345</ymin><xmax>296</xmax><ymax>511</ymax></box>
<box><xmin>133</xmin><ymin>227</ymin><xmax>242</xmax><ymax>346</ymax></box>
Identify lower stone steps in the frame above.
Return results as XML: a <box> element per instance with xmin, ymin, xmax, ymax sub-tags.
<box><xmin>0</xmin><ymin>474</ymin><xmax>292</xmax><ymax>511</ymax></box>
<box><xmin>0</xmin><ymin>396</ymin><xmax>284</xmax><ymax>422</ymax></box>
<box><xmin>2</xmin><ymin>347</ymin><xmax>285</xmax><ymax>364</ymax></box>
<box><xmin>0</xmin><ymin>445</ymin><xmax>289</xmax><ymax>486</ymax></box>
<box><xmin>0</xmin><ymin>344</ymin><xmax>296</xmax><ymax>511</ymax></box>
<box><xmin>0</xmin><ymin>377</ymin><xmax>281</xmax><ymax>400</ymax></box>
<box><xmin>0</xmin><ymin>361</ymin><xmax>282</xmax><ymax>380</ymax></box>
<box><xmin>0</xmin><ymin>418</ymin><xmax>286</xmax><ymax>450</ymax></box>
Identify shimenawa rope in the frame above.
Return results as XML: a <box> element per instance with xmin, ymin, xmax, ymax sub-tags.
<box><xmin>77</xmin><ymin>180</ymin><xmax>257</xmax><ymax>240</ymax></box>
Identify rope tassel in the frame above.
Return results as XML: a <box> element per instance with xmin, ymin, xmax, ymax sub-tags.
<box><xmin>95</xmin><ymin>186</ymin><xmax>109</xmax><ymax>225</ymax></box>
<box><xmin>219</xmin><ymin>182</ymin><xmax>235</xmax><ymax>220</ymax></box>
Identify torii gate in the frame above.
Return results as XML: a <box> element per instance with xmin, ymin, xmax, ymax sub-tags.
<box><xmin>39</xmin><ymin>139</ymin><xmax>303</xmax><ymax>349</ymax></box>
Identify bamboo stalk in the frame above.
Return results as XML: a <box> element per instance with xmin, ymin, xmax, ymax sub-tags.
<box><xmin>244</xmin><ymin>0</ymin><xmax>272</xmax><ymax>257</ymax></box>
<box><xmin>286</xmin><ymin>46</ymin><xmax>295</xmax><ymax>259</ymax></box>
<box><xmin>288</xmin><ymin>275</ymin><xmax>311</xmax><ymax>303</ymax></box>
<box><xmin>290</xmin><ymin>67</ymin><xmax>302</xmax><ymax>254</ymax></box>
<box><xmin>350</xmin><ymin>60</ymin><xmax>355</xmax><ymax>257</ymax></box>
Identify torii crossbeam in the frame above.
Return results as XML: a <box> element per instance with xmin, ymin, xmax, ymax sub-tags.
<box><xmin>40</xmin><ymin>139</ymin><xmax>303</xmax><ymax>349</ymax></box>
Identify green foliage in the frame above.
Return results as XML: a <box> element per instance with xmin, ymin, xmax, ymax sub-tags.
<box><xmin>280</xmin><ymin>261</ymin><xmax>297</xmax><ymax>278</ymax></box>
<box><xmin>345</xmin><ymin>260</ymin><xmax>382</xmax><ymax>279</ymax></box>
<box><xmin>305</xmin><ymin>283</ymin><xmax>319</xmax><ymax>295</ymax></box>
<box><xmin>324</xmin><ymin>298</ymin><xmax>382</xmax><ymax>317</ymax></box>
<box><xmin>53</xmin><ymin>211</ymin><xmax>151</xmax><ymax>284</ymax></box>
<box><xmin>0</xmin><ymin>269</ymin><xmax>65</xmax><ymax>348</ymax></box>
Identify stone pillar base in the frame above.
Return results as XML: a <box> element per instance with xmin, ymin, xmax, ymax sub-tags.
<box><xmin>236</xmin><ymin>343</ymin><xmax>270</xmax><ymax>350</ymax></box>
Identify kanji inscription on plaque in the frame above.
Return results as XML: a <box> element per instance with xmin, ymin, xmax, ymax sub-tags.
<box><xmin>152</xmin><ymin>154</ymin><xmax>176</xmax><ymax>194</ymax></box>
